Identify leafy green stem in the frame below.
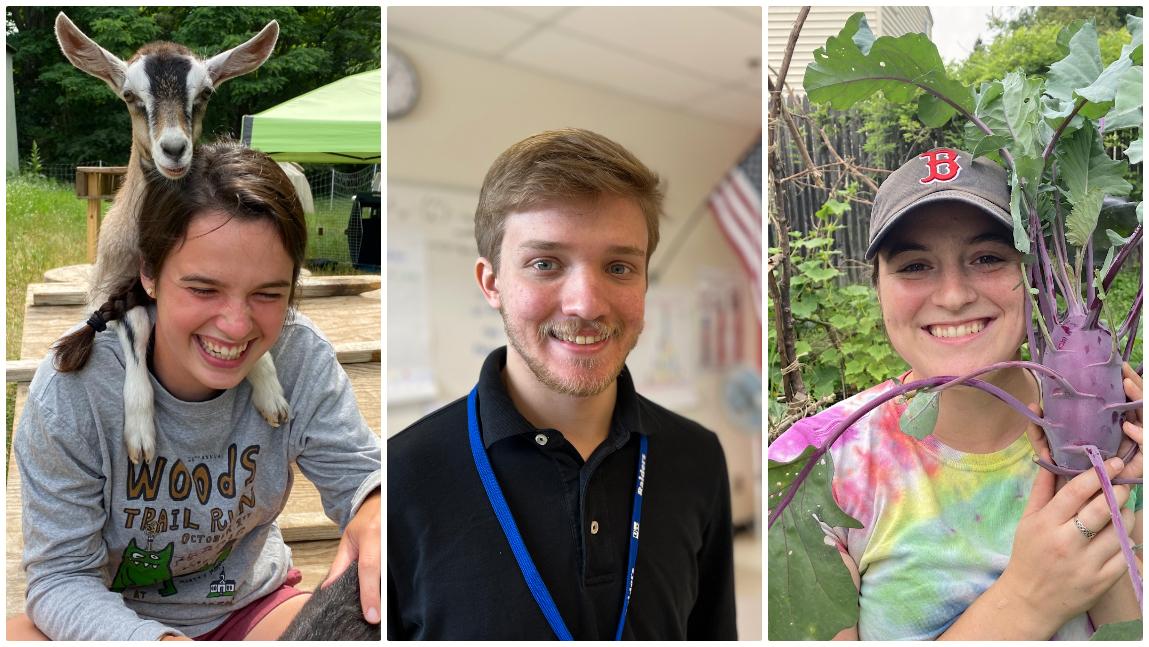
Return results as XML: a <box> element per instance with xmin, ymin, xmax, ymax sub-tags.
<box><xmin>1096</xmin><ymin>224</ymin><xmax>1143</xmax><ymax>304</ymax></box>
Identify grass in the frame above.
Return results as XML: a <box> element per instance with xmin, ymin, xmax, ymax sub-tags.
<box><xmin>6</xmin><ymin>174</ymin><xmax>88</xmax><ymax>464</ymax></box>
<box><xmin>307</xmin><ymin>202</ymin><xmax>381</xmax><ymax>274</ymax></box>
<box><xmin>4</xmin><ymin>173</ymin><xmax>376</xmax><ymax>466</ymax></box>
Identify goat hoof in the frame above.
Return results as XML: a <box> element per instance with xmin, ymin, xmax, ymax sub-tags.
<box><xmin>254</xmin><ymin>390</ymin><xmax>290</xmax><ymax>428</ymax></box>
<box><xmin>124</xmin><ymin>416</ymin><xmax>156</xmax><ymax>464</ymax></box>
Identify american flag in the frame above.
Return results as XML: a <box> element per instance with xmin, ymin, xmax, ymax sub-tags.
<box><xmin>707</xmin><ymin>137</ymin><xmax>762</xmax><ymax>328</ymax></box>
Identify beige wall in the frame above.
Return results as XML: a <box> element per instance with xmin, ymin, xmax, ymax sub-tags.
<box><xmin>387</xmin><ymin>30</ymin><xmax>761</xmax><ymax>523</ymax></box>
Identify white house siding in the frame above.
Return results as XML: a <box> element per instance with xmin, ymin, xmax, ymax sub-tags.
<box><xmin>6</xmin><ymin>45</ymin><xmax>17</xmax><ymax>172</ymax></box>
<box><xmin>767</xmin><ymin>6</ymin><xmax>931</xmax><ymax>93</ymax></box>
<box><xmin>877</xmin><ymin>6</ymin><xmax>932</xmax><ymax>38</ymax></box>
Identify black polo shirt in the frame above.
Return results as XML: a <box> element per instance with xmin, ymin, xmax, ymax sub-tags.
<box><xmin>388</xmin><ymin>347</ymin><xmax>737</xmax><ymax>640</ymax></box>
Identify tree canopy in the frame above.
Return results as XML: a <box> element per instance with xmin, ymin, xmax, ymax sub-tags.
<box><xmin>7</xmin><ymin>6</ymin><xmax>380</xmax><ymax>166</ymax></box>
<box><xmin>957</xmin><ymin>6</ymin><xmax>1135</xmax><ymax>85</ymax></box>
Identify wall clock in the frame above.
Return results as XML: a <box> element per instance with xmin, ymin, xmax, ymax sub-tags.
<box><xmin>388</xmin><ymin>45</ymin><xmax>419</xmax><ymax>120</ymax></box>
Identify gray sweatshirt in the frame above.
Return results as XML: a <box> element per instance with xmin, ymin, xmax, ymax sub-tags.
<box><xmin>15</xmin><ymin>310</ymin><xmax>381</xmax><ymax>640</ymax></box>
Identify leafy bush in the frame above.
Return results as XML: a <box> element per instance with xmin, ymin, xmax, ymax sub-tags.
<box><xmin>768</xmin><ymin>189</ymin><xmax>907</xmax><ymax>433</ymax></box>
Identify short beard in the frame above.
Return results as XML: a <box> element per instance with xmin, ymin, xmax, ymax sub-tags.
<box><xmin>502</xmin><ymin>313</ymin><xmax>634</xmax><ymax>398</ymax></box>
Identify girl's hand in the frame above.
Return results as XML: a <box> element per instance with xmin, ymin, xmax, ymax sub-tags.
<box><xmin>323</xmin><ymin>489</ymin><xmax>381</xmax><ymax>624</ymax></box>
<box><xmin>1010</xmin><ymin>406</ymin><xmax>1133</xmax><ymax>629</ymax></box>
<box><xmin>1114</xmin><ymin>362</ymin><xmax>1143</xmax><ymax>482</ymax></box>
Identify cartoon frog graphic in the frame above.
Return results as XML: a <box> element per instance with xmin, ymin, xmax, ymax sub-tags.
<box><xmin>111</xmin><ymin>538</ymin><xmax>177</xmax><ymax>596</ymax></box>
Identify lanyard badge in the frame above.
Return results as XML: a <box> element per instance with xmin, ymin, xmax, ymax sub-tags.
<box><xmin>467</xmin><ymin>386</ymin><xmax>647</xmax><ymax>640</ymax></box>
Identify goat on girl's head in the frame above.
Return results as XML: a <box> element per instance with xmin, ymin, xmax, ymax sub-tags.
<box><xmin>52</xmin><ymin>13</ymin><xmax>288</xmax><ymax>465</ymax></box>
<box><xmin>54</xmin><ymin>12</ymin><xmax>278</xmax><ymax>181</ymax></box>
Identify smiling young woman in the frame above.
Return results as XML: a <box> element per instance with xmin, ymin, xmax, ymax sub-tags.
<box><xmin>10</xmin><ymin>141</ymin><xmax>381</xmax><ymax>641</ymax></box>
<box><xmin>768</xmin><ymin>148</ymin><xmax>1142</xmax><ymax>640</ymax></box>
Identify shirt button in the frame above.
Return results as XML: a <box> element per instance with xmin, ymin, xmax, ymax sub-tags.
<box><xmin>590</xmin><ymin>520</ymin><xmax>600</xmax><ymax>535</ymax></box>
<box><xmin>534</xmin><ymin>433</ymin><xmax>548</xmax><ymax>446</ymax></box>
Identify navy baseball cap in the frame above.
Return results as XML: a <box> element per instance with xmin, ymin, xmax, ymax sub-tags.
<box><xmin>866</xmin><ymin>148</ymin><xmax>1012</xmax><ymax>260</ymax></box>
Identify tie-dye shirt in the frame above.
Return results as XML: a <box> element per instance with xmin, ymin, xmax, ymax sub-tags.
<box><xmin>769</xmin><ymin>378</ymin><xmax>1093</xmax><ymax>640</ymax></box>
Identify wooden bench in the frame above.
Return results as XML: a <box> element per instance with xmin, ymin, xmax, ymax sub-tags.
<box><xmin>6</xmin><ymin>275</ymin><xmax>380</xmax><ymax>616</ymax></box>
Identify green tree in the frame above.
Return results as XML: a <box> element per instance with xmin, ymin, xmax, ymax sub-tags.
<box><xmin>958</xmin><ymin>7</ymin><xmax>1135</xmax><ymax>85</ymax></box>
<box><xmin>7</xmin><ymin>6</ymin><xmax>380</xmax><ymax>166</ymax></box>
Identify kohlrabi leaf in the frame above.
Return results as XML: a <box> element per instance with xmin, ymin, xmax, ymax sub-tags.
<box><xmin>1076</xmin><ymin>56</ymin><xmax>1132</xmax><ymax>105</ymax></box>
<box><xmin>1056</xmin><ymin>20</ymin><xmax>1090</xmax><ymax>56</ymax></box>
<box><xmin>966</xmin><ymin>81</ymin><xmax>1008</xmax><ymax>156</ymax></box>
<box><xmin>804</xmin><ymin>12</ymin><xmax>973</xmax><ymax>123</ymax></box>
<box><xmin>1127</xmin><ymin>136</ymin><xmax>1143</xmax><ymax>165</ymax></box>
<box><xmin>1001</xmin><ymin>71</ymin><xmax>1046</xmax><ymax>158</ymax></box>
<box><xmin>1006</xmin><ymin>155</ymin><xmax>1045</xmax><ymax>254</ymax></box>
<box><xmin>768</xmin><ymin>446</ymin><xmax>862</xmax><ymax>641</ymax></box>
<box><xmin>1101</xmin><ymin>66</ymin><xmax>1144</xmax><ymax>133</ymax></box>
<box><xmin>1057</xmin><ymin>128</ymin><xmax>1134</xmax><ymax>205</ymax></box>
<box><xmin>899</xmin><ymin>389</ymin><xmax>940</xmax><ymax>440</ymax></box>
<box><xmin>1090</xmin><ymin>619</ymin><xmax>1142</xmax><ymax>640</ymax></box>
<box><xmin>1010</xmin><ymin>174</ymin><xmax>1031</xmax><ymax>254</ymax></box>
<box><xmin>918</xmin><ymin>93</ymin><xmax>956</xmax><ymax>128</ymax></box>
<box><xmin>1066</xmin><ymin>188</ymin><xmax>1105</xmax><ymax>248</ymax></box>
<box><xmin>1122</xmin><ymin>14</ymin><xmax>1143</xmax><ymax>64</ymax></box>
<box><xmin>1047</xmin><ymin>22</ymin><xmax>1104</xmax><ymax>104</ymax></box>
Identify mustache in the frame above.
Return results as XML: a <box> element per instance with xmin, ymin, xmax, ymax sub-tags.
<box><xmin>536</xmin><ymin>319</ymin><xmax>620</xmax><ymax>341</ymax></box>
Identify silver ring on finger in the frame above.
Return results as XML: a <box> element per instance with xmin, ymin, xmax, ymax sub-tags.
<box><xmin>1073</xmin><ymin>516</ymin><xmax>1097</xmax><ymax>539</ymax></box>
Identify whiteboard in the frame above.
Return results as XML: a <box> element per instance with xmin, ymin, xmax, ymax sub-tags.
<box><xmin>386</xmin><ymin>180</ymin><xmax>506</xmax><ymax>415</ymax></box>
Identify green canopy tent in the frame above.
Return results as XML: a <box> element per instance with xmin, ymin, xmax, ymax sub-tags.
<box><xmin>240</xmin><ymin>68</ymin><xmax>380</xmax><ymax>164</ymax></box>
<box><xmin>241</xmin><ymin>69</ymin><xmax>381</xmax><ymax>269</ymax></box>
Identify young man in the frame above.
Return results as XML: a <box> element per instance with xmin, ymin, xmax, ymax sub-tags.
<box><xmin>388</xmin><ymin>129</ymin><xmax>737</xmax><ymax>640</ymax></box>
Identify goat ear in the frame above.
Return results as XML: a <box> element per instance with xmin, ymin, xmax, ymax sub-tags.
<box><xmin>54</xmin><ymin>12</ymin><xmax>128</xmax><ymax>92</ymax></box>
<box><xmin>205</xmin><ymin>20</ymin><xmax>279</xmax><ymax>86</ymax></box>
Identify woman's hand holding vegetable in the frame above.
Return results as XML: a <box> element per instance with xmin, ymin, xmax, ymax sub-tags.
<box><xmin>1114</xmin><ymin>363</ymin><xmax>1143</xmax><ymax>483</ymax></box>
<box><xmin>1001</xmin><ymin>409</ymin><xmax>1134</xmax><ymax>632</ymax></box>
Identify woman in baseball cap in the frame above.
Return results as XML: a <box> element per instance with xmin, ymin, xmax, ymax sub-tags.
<box><xmin>769</xmin><ymin>148</ymin><xmax>1142</xmax><ymax>640</ymax></box>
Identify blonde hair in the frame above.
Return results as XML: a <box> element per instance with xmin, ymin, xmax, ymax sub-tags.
<box><xmin>474</xmin><ymin>128</ymin><xmax>664</xmax><ymax>271</ymax></box>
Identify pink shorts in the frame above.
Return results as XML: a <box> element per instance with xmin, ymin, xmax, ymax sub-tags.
<box><xmin>193</xmin><ymin>568</ymin><xmax>308</xmax><ymax>641</ymax></box>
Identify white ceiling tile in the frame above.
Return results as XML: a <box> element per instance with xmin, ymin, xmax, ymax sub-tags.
<box><xmin>387</xmin><ymin>5</ymin><xmax>762</xmax><ymax>129</ymax></box>
<box><xmin>504</xmin><ymin>29</ymin><xmax>713</xmax><ymax>106</ymax></box>
<box><xmin>685</xmin><ymin>86</ymin><xmax>763</xmax><ymax>129</ymax></box>
<box><xmin>496</xmin><ymin>6</ymin><xmax>573</xmax><ymax>24</ymax></box>
<box><xmin>721</xmin><ymin>6</ymin><xmax>763</xmax><ymax>25</ymax></box>
<box><xmin>388</xmin><ymin>6</ymin><xmax>536</xmax><ymax>57</ymax></box>
<box><xmin>554</xmin><ymin>7</ymin><xmax>761</xmax><ymax>84</ymax></box>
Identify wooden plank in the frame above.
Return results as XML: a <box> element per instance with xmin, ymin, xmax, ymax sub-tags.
<box><xmin>7</xmin><ymin>385</ymin><xmax>27</xmax><ymax>616</ymax></box>
<box><xmin>19</xmin><ymin>293</ymin><xmax>380</xmax><ymax>361</ymax></box>
<box><xmin>6</xmin><ymin>345</ymin><xmax>378</xmax><ymax>386</ymax></box>
<box><xmin>43</xmin><ymin>265</ymin><xmax>317</xmax><ymax>284</ymax></box>
<box><xmin>27</xmin><ymin>275</ymin><xmax>380</xmax><ymax>306</ymax></box>
<box><xmin>286</xmin><ymin>539</ymin><xmax>343</xmax><ymax>591</ymax></box>
<box><xmin>4</xmin><ymin>360</ymin><xmax>39</xmax><ymax>384</ymax></box>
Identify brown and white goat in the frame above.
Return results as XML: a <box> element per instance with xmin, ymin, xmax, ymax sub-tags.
<box><xmin>55</xmin><ymin>13</ymin><xmax>287</xmax><ymax>463</ymax></box>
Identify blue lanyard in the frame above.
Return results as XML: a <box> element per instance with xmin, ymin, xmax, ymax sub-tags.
<box><xmin>467</xmin><ymin>386</ymin><xmax>647</xmax><ymax>641</ymax></box>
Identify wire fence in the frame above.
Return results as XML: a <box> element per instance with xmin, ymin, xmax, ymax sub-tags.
<box><xmin>26</xmin><ymin>160</ymin><xmax>379</xmax><ymax>273</ymax></box>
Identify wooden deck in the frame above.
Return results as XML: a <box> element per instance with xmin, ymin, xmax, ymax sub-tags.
<box><xmin>5</xmin><ymin>272</ymin><xmax>380</xmax><ymax>616</ymax></box>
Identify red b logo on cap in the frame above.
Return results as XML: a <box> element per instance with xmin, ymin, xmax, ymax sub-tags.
<box><xmin>918</xmin><ymin>148</ymin><xmax>962</xmax><ymax>184</ymax></box>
